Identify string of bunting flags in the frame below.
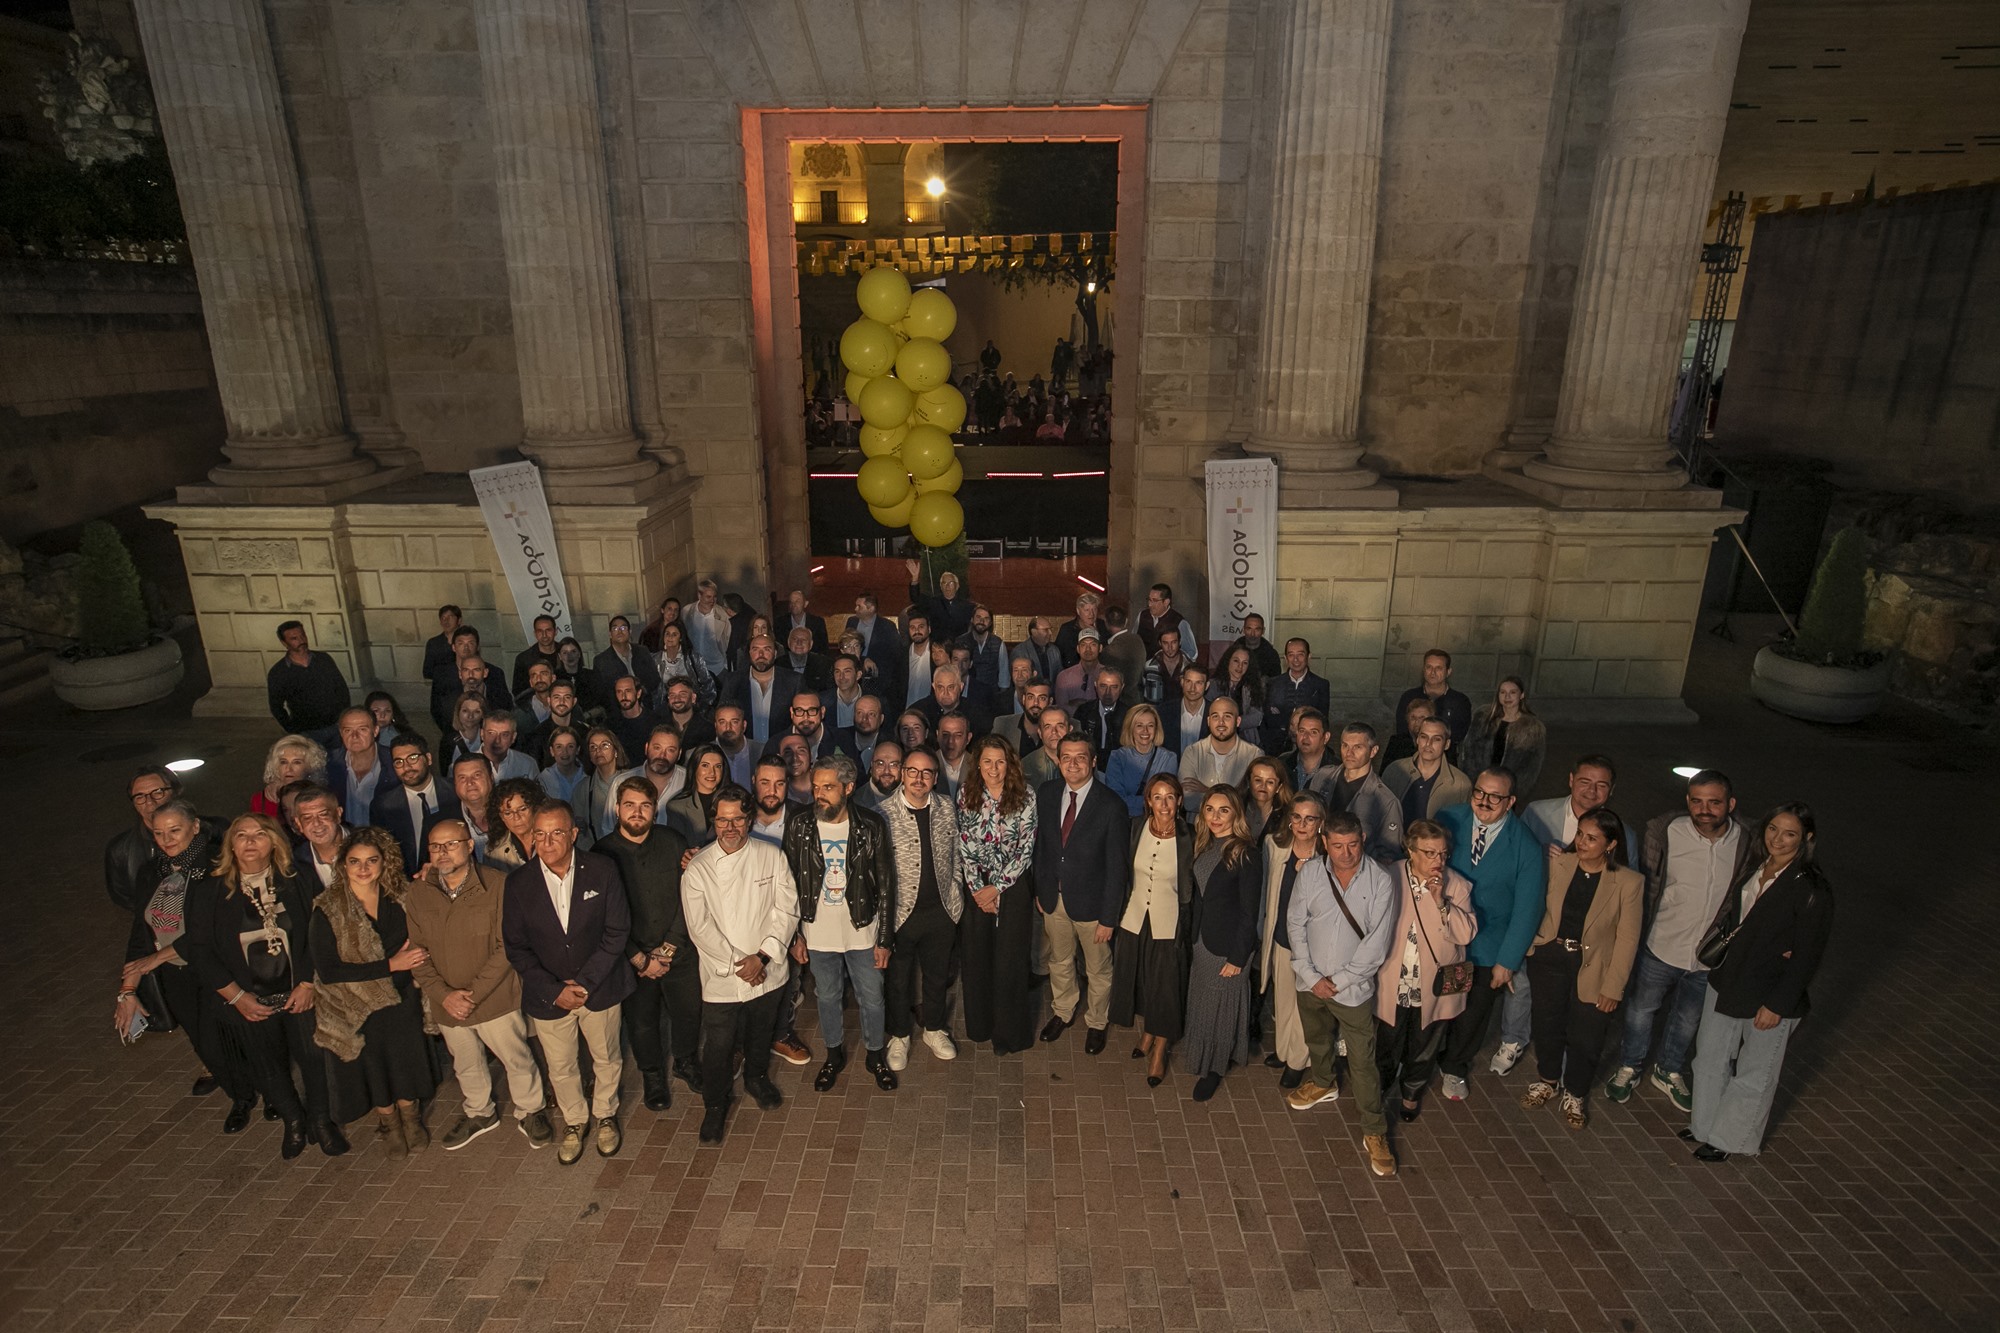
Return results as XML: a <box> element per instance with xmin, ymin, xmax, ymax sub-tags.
<box><xmin>801</xmin><ymin>231</ymin><xmax>1117</xmax><ymax>278</ymax></box>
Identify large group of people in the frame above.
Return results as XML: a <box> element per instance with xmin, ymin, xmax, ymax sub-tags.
<box><xmin>124</xmin><ymin>578</ymin><xmax>1832</xmax><ymax>1176</ymax></box>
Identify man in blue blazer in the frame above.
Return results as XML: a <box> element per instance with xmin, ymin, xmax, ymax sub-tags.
<box><xmin>326</xmin><ymin>707</ymin><xmax>395</xmax><ymax>829</ymax></box>
<box><xmin>1031</xmin><ymin>736</ymin><xmax>1131</xmax><ymax>1054</ymax></box>
<box><xmin>503</xmin><ymin>802</ymin><xmax>636</xmax><ymax>1166</ymax></box>
<box><xmin>368</xmin><ymin>738</ymin><xmax>462</xmax><ymax>870</ymax></box>
<box><xmin>1434</xmin><ymin>765</ymin><xmax>1546</xmax><ymax>1102</ymax></box>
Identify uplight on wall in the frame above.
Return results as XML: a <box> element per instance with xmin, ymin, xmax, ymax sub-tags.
<box><xmin>1671</xmin><ymin>766</ymin><xmax>1702</xmax><ymax>778</ymax></box>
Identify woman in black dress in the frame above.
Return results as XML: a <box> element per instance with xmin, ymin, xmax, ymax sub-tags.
<box><xmin>1180</xmin><ymin>786</ymin><xmax>1261</xmax><ymax>1102</ymax></box>
<box><xmin>1109</xmin><ymin>774</ymin><xmax>1191</xmax><ymax>1086</ymax></box>
<box><xmin>113</xmin><ymin>800</ymin><xmax>250</xmax><ymax>1127</ymax></box>
<box><xmin>956</xmin><ymin>735</ymin><xmax>1040</xmax><ymax>1055</ymax></box>
<box><xmin>184</xmin><ymin>813</ymin><xmax>344</xmax><ymax>1158</ymax></box>
<box><xmin>309</xmin><ymin>826</ymin><xmax>438</xmax><ymax>1158</ymax></box>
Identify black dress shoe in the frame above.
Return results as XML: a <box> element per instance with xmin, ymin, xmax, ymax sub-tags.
<box><xmin>309</xmin><ymin>1120</ymin><xmax>350</xmax><ymax>1157</ymax></box>
<box><xmin>1278</xmin><ymin>1067</ymin><xmax>1305</xmax><ymax>1090</ymax></box>
<box><xmin>263</xmin><ymin>1102</ymin><xmax>281</xmax><ymax>1122</ymax></box>
<box><xmin>745</xmin><ymin>1076</ymin><xmax>784</xmax><ymax>1111</ymax></box>
<box><xmin>699</xmin><ymin>1104</ymin><xmax>728</xmax><ymax>1143</ymax></box>
<box><xmin>1192</xmin><ymin>1073</ymin><xmax>1222</xmax><ymax>1102</ymax></box>
<box><xmin>673</xmin><ymin>1059</ymin><xmax>703</xmax><ymax>1093</ymax></box>
<box><xmin>1147</xmin><ymin>1075</ymin><xmax>1164</xmax><ymax>1088</ymax></box>
<box><xmin>865</xmin><ymin>1049</ymin><xmax>898</xmax><ymax>1091</ymax></box>
<box><xmin>814</xmin><ymin>1048</ymin><xmax>848</xmax><ymax>1093</ymax></box>
<box><xmin>1693</xmin><ymin>1143</ymin><xmax>1730</xmax><ymax>1163</ymax></box>
<box><xmin>642</xmin><ymin>1072</ymin><xmax>672</xmax><ymax>1113</ymax></box>
<box><xmin>1084</xmin><ymin>1028</ymin><xmax>1107</xmax><ymax>1056</ymax></box>
<box><xmin>222</xmin><ymin>1099</ymin><xmax>255</xmax><ymax>1134</ymax></box>
<box><xmin>1264</xmin><ymin>1053</ymin><xmax>1285</xmax><ymax>1070</ymax></box>
<box><xmin>1676</xmin><ymin>1127</ymin><xmax>1697</xmax><ymax>1142</ymax></box>
<box><xmin>1039</xmin><ymin>1015</ymin><xmax>1071</xmax><ymax>1043</ymax></box>
<box><xmin>191</xmin><ymin>1075</ymin><xmax>220</xmax><ymax>1097</ymax></box>
<box><xmin>1398</xmin><ymin>1100</ymin><xmax>1422</xmax><ymax>1123</ymax></box>
<box><xmin>281</xmin><ymin>1119</ymin><xmax>309</xmax><ymax>1160</ymax></box>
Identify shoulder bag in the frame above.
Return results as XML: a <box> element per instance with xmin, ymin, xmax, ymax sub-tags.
<box><xmin>1411</xmin><ymin>880</ymin><xmax>1474</xmax><ymax>996</ymax></box>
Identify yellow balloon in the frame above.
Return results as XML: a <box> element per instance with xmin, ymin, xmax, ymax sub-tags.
<box><xmin>909</xmin><ymin>492</ymin><xmax>964</xmax><ymax>548</ymax></box>
<box><xmin>856</xmin><ymin>455</ymin><xmax>913</xmax><ymax>508</ymax></box>
<box><xmin>858</xmin><ymin>422</ymin><xmax>907</xmax><ymax>457</ymax></box>
<box><xmin>901</xmin><ymin>424</ymin><xmax>955</xmax><ymax>480</ymax></box>
<box><xmin>844</xmin><ymin>370</ymin><xmax>871</xmax><ymax>404</ymax></box>
<box><xmin>914</xmin><ymin>383</ymin><xmax>967</xmax><ymax>433</ymax></box>
<box><xmin>868</xmin><ymin>493</ymin><xmax>916</xmax><ymax>528</ymax></box>
<box><xmin>856</xmin><ymin>266</ymin><xmax>913</xmax><ymax>324</ymax></box>
<box><xmin>914</xmin><ymin>459</ymin><xmax>963</xmax><ymax>495</ymax></box>
<box><xmin>904</xmin><ymin>287</ymin><xmax>958</xmax><ymax>342</ymax></box>
<box><xmin>895</xmin><ymin>338</ymin><xmax>951</xmax><ymax>393</ymax></box>
<box><xmin>858</xmin><ymin>375</ymin><xmax>916</xmax><ymax>429</ymax></box>
<box><xmin>839</xmin><ymin>319</ymin><xmax>897</xmax><ymax>378</ymax></box>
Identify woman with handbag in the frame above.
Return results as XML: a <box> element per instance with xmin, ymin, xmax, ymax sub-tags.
<box><xmin>1520</xmin><ymin>808</ymin><xmax>1644</xmax><ymax>1129</ymax></box>
<box><xmin>309</xmin><ymin>826</ymin><xmax>439</xmax><ymax>1158</ymax></box>
<box><xmin>1684</xmin><ymin>803</ymin><xmax>1833</xmax><ymax>1162</ymax></box>
<box><xmin>1372</xmin><ymin>819</ymin><xmax>1477</xmax><ymax>1121</ymax></box>
<box><xmin>182</xmin><ymin>813</ymin><xmax>344</xmax><ymax>1159</ymax></box>
<box><xmin>1178</xmin><ymin>786</ymin><xmax>1262</xmax><ymax>1102</ymax></box>
<box><xmin>1108</xmin><ymin>774</ymin><xmax>1191</xmax><ymax>1084</ymax></box>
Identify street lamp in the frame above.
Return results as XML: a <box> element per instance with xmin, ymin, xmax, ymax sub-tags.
<box><xmin>925</xmin><ymin>175</ymin><xmax>946</xmax><ymax>199</ymax></box>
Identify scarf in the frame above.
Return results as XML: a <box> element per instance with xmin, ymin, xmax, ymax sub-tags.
<box><xmin>309</xmin><ymin>882</ymin><xmax>401</xmax><ymax>1062</ymax></box>
<box><xmin>143</xmin><ymin>831</ymin><xmax>212</xmax><ymax>954</ymax></box>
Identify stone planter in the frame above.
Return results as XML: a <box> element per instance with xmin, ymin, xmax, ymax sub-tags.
<box><xmin>50</xmin><ymin>636</ymin><xmax>184</xmax><ymax>711</ymax></box>
<box><xmin>1750</xmin><ymin>645</ymin><xmax>1891</xmax><ymax>724</ymax></box>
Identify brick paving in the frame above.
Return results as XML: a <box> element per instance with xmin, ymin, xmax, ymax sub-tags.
<box><xmin>2</xmin><ymin>625</ymin><xmax>1997</xmax><ymax>1333</ymax></box>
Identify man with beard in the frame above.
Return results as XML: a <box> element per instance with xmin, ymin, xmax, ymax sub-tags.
<box><xmin>369</xmin><ymin>739</ymin><xmax>461</xmax><ymax>870</ymax></box>
<box><xmin>719</xmin><ymin>634</ymin><xmax>800</xmax><ymax>747</ymax></box>
<box><xmin>820</xmin><ymin>653</ymin><xmax>874</xmax><ymax>731</ymax></box>
<box><xmin>767</xmin><ymin>691</ymin><xmax>840</xmax><ymax>762</ymax></box>
<box><xmin>523</xmin><ymin>681</ymin><xmax>585</xmax><ymax>764</ymax></box>
<box><xmin>853</xmin><ymin>740</ymin><xmax>903</xmax><ymax>813</ymax></box>
<box><xmin>596</xmin><ymin>777</ymin><xmax>701</xmax><ymax>1113</ymax></box>
<box><xmin>516</xmin><ymin>661</ymin><xmax>558</xmax><ymax>725</ymax></box>
<box><xmin>712</xmin><ymin>704</ymin><xmax>755</xmax><ymax>789</ymax></box>
<box><xmin>640</xmin><ymin>725</ymin><xmax>686</xmax><ymax>816</ymax></box>
<box><xmin>961</xmin><ymin>605</ymin><xmax>1007</xmax><ymax>693</ymax></box>
<box><xmin>750</xmin><ymin>754</ymin><xmax>812</xmax><ymax>1067</ymax></box>
<box><xmin>900</xmin><ymin>614</ymin><xmax>937</xmax><ymax>710</ymax></box>
<box><xmin>607</xmin><ymin>676</ymin><xmax>658</xmax><ymax>761</ymax></box>
<box><xmin>994</xmin><ymin>681</ymin><xmax>1053</xmax><ymax>756</ymax></box>
<box><xmin>659</xmin><ymin>677</ymin><xmax>715</xmax><ymax>747</ymax></box>
<box><xmin>512</xmin><ymin>615</ymin><xmax>562</xmax><ymax>697</ymax></box>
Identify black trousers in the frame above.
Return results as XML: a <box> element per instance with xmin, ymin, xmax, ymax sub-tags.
<box><xmin>960</xmin><ymin>877</ymin><xmax>1035</xmax><ymax>1051</ymax></box>
<box><xmin>1527</xmin><ymin>949</ymin><xmax>1617</xmax><ymax>1098</ymax></box>
<box><xmin>221</xmin><ymin>1006</ymin><xmax>329</xmax><ymax>1123</ymax></box>
<box><xmin>700</xmin><ymin>989</ymin><xmax>782</xmax><ymax>1108</ymax></box>
<box><xmin>628</xmin><ymin>963</ymin><xmax>702</xmax><ymax>1074</ymax></box>
<box><xmin>1376</xmin><ymin>1004</ymin><xmax>1449</xmax><ymax>1102</ymax></box>
<box><xmin>1437</xmin><ymin>964</ymin><xmax>1507</xmax><ymax>1079</ymax></box>
<box><xmin>153</xmin><ymin>964</ymin><xmax>254</xmax><ymax>1101</ymax></box>
<box><xmin>886</xmin><ymin>902</ymin><xmax>957</xmax><ymax>1038</ymax></box>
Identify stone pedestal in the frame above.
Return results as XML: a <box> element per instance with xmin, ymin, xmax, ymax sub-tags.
<box><xmin>1241</xmin><ymin>0</ymin><xmax>1399</xmax><ymax>508</ymax></box>
<box><xmin>470</xmin><ymin>0</ymin><xmax>659</xmax><ymax>504</ymax></box>
<box><xmin>146</xmin><ymin>479</ymin><xmax>697</xmax><ymax>718</ymax></box>
<box><xmin>1494</xmin><ymin>0</ymin><xmax>1752</xmax><ymax>506</ymax></box>
<box><xmin>133</xmin><ymin>0</ymin><xmax>402</xmax><ymax>502</ymax></box>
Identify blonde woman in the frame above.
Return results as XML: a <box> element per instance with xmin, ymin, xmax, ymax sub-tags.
<box><xmin>1106</xmin><ymin>704</ymin><xmax>1178</xmax><ymax>816</ymax></box>
<box><xmin>309</xmin><ymin>827</ymin><xmax>438</xmax><ymax>1157</ymax></box>
<box><xmin>1180</xmin><ymin>786</ymin><xmax>1261</xmax><ymax>1102</ymax></box>
<box><xmin>252</xmin><ymin>735</ymin><xmax>327</xmax><ymax>819</ymax></box>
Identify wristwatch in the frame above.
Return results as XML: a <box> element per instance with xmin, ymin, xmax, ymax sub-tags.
<box><xmin>755</xmin><ymin>951</ymin><xmax>771</xmax><ymax>967</ymax></box>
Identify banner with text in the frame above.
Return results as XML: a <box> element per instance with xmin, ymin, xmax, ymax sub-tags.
<box><xmin>1204</xmin><ymin>457</ymin><xmax>1278</xmax><ymax>645</ymax></box>
<box><xmin>470</xmin><ymin>461</ymin><xmax>574</xmax><ymax>640</ymax></box>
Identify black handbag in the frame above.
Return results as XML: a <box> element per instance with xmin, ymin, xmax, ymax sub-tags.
<box><xmin>1696</xmin><ymin>914</ymin><xmax>1740</xmax><ymax>971</ymax></box>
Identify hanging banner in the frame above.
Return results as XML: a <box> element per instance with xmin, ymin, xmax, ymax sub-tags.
<box><xmin>469</xmin><ymin>462</ymin><xmax>574</xmax><ymax>640</ymax></box>
<box><xmin>1204</xmin><ymin>457</ymin><xmax>1278</xmax><ymax>645</ymax></box>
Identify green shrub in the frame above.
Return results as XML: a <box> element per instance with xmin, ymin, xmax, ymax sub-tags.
<box><xmin>74</xmin><ymin>521</ymin><xmax>152</xmax><ymax>656</ymax></box>
<box><xmin>1789</xmin><ymin>526</ymin><xmax>1873</xmax><ymax>665</ymax></box>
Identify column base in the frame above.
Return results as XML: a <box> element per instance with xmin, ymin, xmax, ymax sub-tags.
<box><xmin>539</xmin><ymin>455</ymin><xmax>686</xmax><ymax>506</ymax></box>
<box><xmin>1240</xmin><ymin>439</ymin><xmax>1400</xmax><ymax>508</ymax></box>
<box><xmin>1484</xmin><ymin>419</ymin><xmax>1552</xmax><ymax>472</ymax></box>
<box><xmin>1484</xmin><ymin>459</ymin><xmax>1722</xmax><ymax>510</ymax></box>
<box><xmin>177</xmin><ymin>460</ymin><xmax>422</xmax><ymax>506</ymax></box>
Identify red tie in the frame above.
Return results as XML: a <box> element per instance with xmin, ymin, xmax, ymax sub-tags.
<box><xmin>1061</xmin><ymin>790</ymin><xmax>1079</xmax><ymax>844</ymax></box>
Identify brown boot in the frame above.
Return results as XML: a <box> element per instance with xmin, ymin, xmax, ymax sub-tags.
<box><xmin>398</xmin><ymin>1101</ymin><xmax>430</xmax><ymax>1152</ymax></box>
<box><xmin>376</xmin><ymin>1110</ymin><xmax>407</xmax><ymax>1159</ymax></box>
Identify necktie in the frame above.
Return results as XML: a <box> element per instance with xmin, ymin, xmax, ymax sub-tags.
<box><xmin>1471</xmin><ymin>823</ymin><xmax>1489</xmax><ymax>866</ymax></box>
<box><xmin>1061</xmin><ymin>790</ymin><xmax>1078</xmax><ymax>844</ymax></box>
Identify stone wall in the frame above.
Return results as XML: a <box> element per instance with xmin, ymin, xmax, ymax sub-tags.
<box><xmin>0</xmin><ymin>260</ymin><xmax>224</xmax><ymax>544</ymax></box>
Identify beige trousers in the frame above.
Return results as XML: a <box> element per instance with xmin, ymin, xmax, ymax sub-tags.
<box><xmin>1267</xmin><ymin>944</ymin><xmax>1309</xmax><ymax>1071</ymax></box>
<box><xmin>1043</xmin><ymin>901</ymin><xmax>1115</xmax><ymax>1031</ymax></box>
<box><xmin>531</xmin><ymin>1003</ymin><xmax>624</xmax><ymax>1127</ymax></box>
<box><xmin>440</xmin><ymin>1010</ymin><xmax>546</xmax><ymax>1121</ymax></box>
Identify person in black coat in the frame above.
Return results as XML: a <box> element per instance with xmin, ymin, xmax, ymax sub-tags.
<box><xmin>593</xmin><ymin>777</ymin><xmax>699</xmax><ymax>1112</ymax></box>
<box><xmin>183</xmin><ymin>813</ymin><xmax>342</xmax><ymax>1159</ymax></box>
<box><xmin>905</xmin><ymin>561</ymin><xmax>975</xmax><ymax>643</ymax></box>
<box><xmin>1686</xmin><ymin>803</ymin><xmax>1834</xmax><ymax>1162</ymax></box>
<box><xmin>593</xmin><ymin>615</ymin><xmax>663</xmax><ymax>708</ymax></box>
<box><xmin>421</xmin><ymin>606</ymin><xmax>464</xmax><ymax>726</ymax></box>
<box><xmin>779</xmin><ymin>588</ymin><xmax>830</xmax><ymax>654</ymax></box>
<box><xmin>1263</xmin><ymin>639</ymin><xmax>1332</xmax><ymax>747</ymax></box>
<box><xmin>1032</xmin><ymin>736</ymin><xmax>1133</xmax><ymax>1053</ymax></box>
<box><xmin>369</xmin><ymin>738</ymin><xmax>463</xmax><ymax>871</ymax></box>
<box><xmin>107</xmin><ymin>765</ymin><xmax>183</xmax><ymax>912</ymax></box>
<box><xmin>1179</xmin><ymin>786</ymin><xmax>1263</xmax><ymax>1102</ymax></box>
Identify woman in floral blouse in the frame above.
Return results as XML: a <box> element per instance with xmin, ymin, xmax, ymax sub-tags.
<box><xmin>957</xmin><ymin>735</ymin><xmax>1040</xmax><ymax>1055</ymax></box>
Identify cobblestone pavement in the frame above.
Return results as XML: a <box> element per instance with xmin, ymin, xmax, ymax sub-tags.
<box><xmin>1</xmin><ymin>625</ymin><xmax>1994</xmax><ymax>1333</ymax></box>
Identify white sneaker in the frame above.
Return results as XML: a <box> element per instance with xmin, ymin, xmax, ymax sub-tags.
<box><xmin>1440</xmin><ymin>1074</ymin><xmax>1469</xmax><ymax>1102</ymax></box>
<box><xmin>1489</xmin><ymin>1040</ymin><xmax>1526</xmax><ymax>1075</ymax></box>
<box><xmin>922</xmin><ymin>1029</ymin><xmax>958</xmax><ymax>1061</ymax></box>
<box><xmin>886</xmin><ymin>1036</ymin><xmax>910</xmax><ymax>1071</ymax></box>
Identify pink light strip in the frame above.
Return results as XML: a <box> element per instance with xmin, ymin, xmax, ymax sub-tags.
<box><xmin>985</xmin><ymin>471</ymin><xmax>1044</xmax><ymax>478</ymax></box>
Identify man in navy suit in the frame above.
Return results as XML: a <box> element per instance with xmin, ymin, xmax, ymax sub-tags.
<box><xmin>502</xmin><ymin>802</ymin><xmax>636</xmax><ymax>1166</ymax></box>
<box><xmin>1263</xmin><ymin>638</ymin><xmax>1332</xmax><ymax>748</ymax></box>
<box><xmin>369</xmin><ymin>738</ymin><xmax>461</xmax><ymax>870</ymax></box>
<box><xmin>844</xmin><ymin>592</ymin><xmax>904</xmax><ymax>701</ymax></box>
<box><xmin>326</xmin><ymin>706</ymin><xmax>395</xmax><ymax>829</ymax></box>
<box><xmin>1032</xmin><ymin>736</ymin><xmax>1132</xmax><ymax>1053</ymax></box>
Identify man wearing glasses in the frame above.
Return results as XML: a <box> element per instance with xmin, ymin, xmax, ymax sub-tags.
<box><xmin>766</xmin><ymin>692</ymin><xmax>839</xmax><ymax>763</ymax></box>
<box><xmin>1257</xmin><ymin>793</ymin><xmax>1330</xmax><ymax>1091</ymax></box>
<box><xmin>369</xmin><ymin>738</ymin><xmax>461</xmax><ymax>870</ymax></box>
<box><xmin>107</xmin><ymin>766</ymin><xmax>186</xmax><ymax>911</ymax></box>
<box><xmin>1434</xmin><ymin>767</ymin><xmax>1547</xmax><ymax>1102</ymax></box>
<box><xmin>877</xmin><ymin>749</ymin><xmax>965</xmax><ymax>1070</ymax></box>
<box><xmin>406</xmin><ymin>819</ymin><xmax>553</xmax><ymax>1151</ymax></box>
<box><xmin>290</xmin><ymin>786</ymin><xmax>349</xmax><ymax>888</ymax></box>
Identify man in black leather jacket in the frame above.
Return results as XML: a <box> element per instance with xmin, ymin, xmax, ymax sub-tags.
<box><xmin>780</xmin><ymin>754</ymin><xmax>898</xmax><ymax>1093</ymax></box>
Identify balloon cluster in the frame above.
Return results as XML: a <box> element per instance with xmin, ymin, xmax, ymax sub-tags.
<box><xmin>840</xmin><ymin>267</ymin><xmax>968</xmax><ymax>548</ymax></box>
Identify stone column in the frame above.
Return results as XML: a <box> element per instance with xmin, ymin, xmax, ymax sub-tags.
<box><xmin>1521</xmin><ymin>0</ymin><xmax>1751</xmax><ymax>500</ymax></box>
<box><xmin>471</xmin><ymin>0</ymin><xmax>659</xmax><ymax>503</ymax></box>
<box><xmin>1241</xmin><ymin>0</ymin><xmax>1397</xmax><ymax>508</ymax></box>
<box><xmin>132</xmin><ymin>0</ymin><xmax>380</xmax><ymax>498</ymax></box>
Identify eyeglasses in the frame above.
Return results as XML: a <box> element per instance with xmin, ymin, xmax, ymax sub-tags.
<box><xmin>902</xmin><ymin>767</ymin><xmax>937</xmax><ymax>781</ymax></box>
<box><xmin>426</xmin><ymin>838</ymin><xmax>468</xmax><ymax>853</ymax></box>
<box><xmin>530</xmin><ymin>828</ymin><xmax>572</xmax><ymax>843</ymax></box>
<box><xmin>1470</xmin><ymin>789</ymin><xmax>1511</xmax><ymax>805</ymax></box>
<box><xmin>131</xmin><ymin>787</ymin><xmax>172</xmax><ymax>804</ymax></box>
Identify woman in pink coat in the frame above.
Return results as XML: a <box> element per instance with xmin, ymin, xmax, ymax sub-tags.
<box><xmin>1374</xmin><ymin>818</ymin><xmax>1478</xmax><ymax>1121</ymax></box>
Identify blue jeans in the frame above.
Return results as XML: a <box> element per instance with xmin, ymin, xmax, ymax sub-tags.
<box><xmin>809</xmin><ymin>948</ymin><xmax>886</xmax><ymax>1053</ymax></box>
<box><xmin>1499</xmin><ymin>970</ymin><xmax>1533</xmax><ymax>1046</ymax></box>
<box><xmin>1689</xmin><ymin>986</ymin><xmax>1798</xmax><ymax>1155</ymax></box>
<box><xmin>1616</xmin><ymin>947</ymin><xmax>1708</xmax><ymax>1074</ymax></box>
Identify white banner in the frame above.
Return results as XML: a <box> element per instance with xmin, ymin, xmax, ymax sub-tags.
<box><xmin>469</xmin><ymin>462</ymin><xmax>574</xmax><ymax>640</ymax></box>
<box><xmin>1204</xmin><ymin>457</ymin><xmax>1278</xmax><ymax>644</ymax></box>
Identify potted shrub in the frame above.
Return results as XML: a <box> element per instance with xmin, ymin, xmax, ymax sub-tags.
<box><xmin>49</xmin><ymin>521</ymin><xmax>183</xmax><ymax>710</ymax></box>
<box><xmin>1750</xmin><ymin>526</ymin><xmax>1892</xmax><ymax>723</ymax></box>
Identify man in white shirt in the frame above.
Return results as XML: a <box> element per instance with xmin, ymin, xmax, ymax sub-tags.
<box><xmin>682</xmin><ymin>785</ymin><xmax>801</xmax><ymax>1143</ymax></box>
<box><xmin>1168</xmin><ymin>665</ymin><xmax>1210</xmax><ymax>753</ymax></box>
<box><xmin>681</xmin><ymin>578</ymin><xmax>734</xmax><ymax>677</ymax></box>
<box><xmin>903</xmin><ymin>614</ymin><xmax>936</xmax><ymax>708</ymax></box>
<box><xmin>823</xmin><ymin>654</ymin><xmax>869</xmax><ymax>730</ymax></box>
<box><xmin>369</xmin><ymin>739</ymin><xmax>460</xmax><ymax>870</ymax></box>
<box><xmin>480</xmin><ymin>714</ymin><xmax>540</xmax><ymax>784</ymax></box>
<box><xmin>1177</xmin><ymin>698</ymin><xmax>1258</xmax><ymax>814</ymax></box>
<box><xmin>1605</xmin><ymin>770</ymin><xmax>1752</xmax><ymax>1112</ymax></box>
